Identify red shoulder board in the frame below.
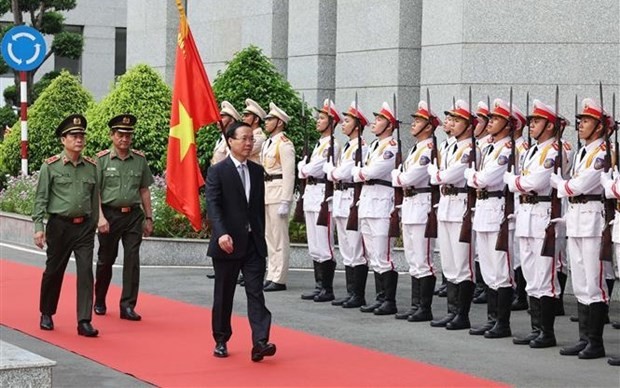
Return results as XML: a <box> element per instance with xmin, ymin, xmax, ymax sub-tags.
<box><xmin>46</xmin><ymin>155</ymin><xmax>60</xmax><ymax>164</ymax></box>
<box><xmin>600</xmin><ymin>143</ymin><xmax>607</xmax><ymax>151</ymax></box>
<box><xmin>132</xmin><ymin>149</ymin><xmax>145</xmax><ymax>157</ymax></box>
<box><xmin>505</xmin><ymin>142</ymin><xmax>513</xmax><ymax>149</ymax></box>
<box><xmin>522</xmin><ymin>142</ymin><xmax>530</xmax><ymax>150</ymax></box>
<box><xmin>389</xmin><ymin>139</ymin><xmax>397</xmax><ymax>146</ymax></box>
<box><xmin>427</xmin><ymin>142</ymin><xmax>433</xmax><ymax>149</ymax></box>
<box><xmin>83</xmin><ymin>156</ymin><xmax>97</xmax><ymax>165</ymax></box>
<box><xmin>563</xmin><ymin>142</ymin><xmax>572</xmax><ymax>150</ymax></box>
<box><xmin>552</xmin><ymin>142</ymin><xmax>560</xmax><ymax>150</ymax></box>
<box><xmin>280</xmin><ymin>135</ymin><xmax>289</xmax><ymax>142</ymax></box>
<box><xmin>96</xmin><ymin>149</ymin><xmax>110</xmax><ymax>158</ymax></box>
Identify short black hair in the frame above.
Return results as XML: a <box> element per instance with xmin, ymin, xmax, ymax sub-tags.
<box><xmin>225</xmin><ymin>121</ymin><xmax>252</xmax><ymax>141</ymax></box>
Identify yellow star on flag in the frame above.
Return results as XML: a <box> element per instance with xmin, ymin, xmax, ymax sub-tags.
<box><xmin>169</xmin><ymin>102</ymin><xmax>195</xmax><ymax>161</ymax></box>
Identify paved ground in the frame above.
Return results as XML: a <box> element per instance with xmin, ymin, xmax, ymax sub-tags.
<box><xmin>1</xmin><ymin>242</ymin><xmax>619</xmax><ymax>387</ymax></box>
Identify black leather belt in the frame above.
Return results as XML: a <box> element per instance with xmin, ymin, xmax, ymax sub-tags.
<box><xmin>476</xmin><ymin>189</ymin><xmax>503</xmax><ymax>200</ymax></box>
<box><xmin>335</xmin><ymin>182</ymin><xmax>355</xmax><ymax>190</ymax></box>
<box><xmin>403</xmin><ymin>187</ymin><xmax>432</xmax><ymax>197</ymax></box>
<box><xmin>441</xmin><ymin>186</ymin><xmax>468</xmax><ymax>196</ymax></box>
<box><xmin>306</xmin><ymin>176</ymin><xmax>327</xmax><ymax>185</ymax></box>
<box><xmin>568</xmin><ymin>194</ymin><xmax>602</xmax><ymax>204</ymax></box>
<box><xmin>519</xmin><ymin>195</ymin><xmax>551</xmax><ymax>204</ymax></box>
<box><xmin>51</xmin><ymin>214</ymin><xmax>88</xmax><ymax>224</ymax></box>
<box><xmin>264</xmin><ymin>173</ymin><xmax>283</xmax><ymax>182</ymax></box>
<box><xmin>103</xmin><ymin>204</ymin><xmax>139</xmax><ymax>214</ymax></box>
<box><xmin>364</xmin><ymin>179</ymin><xmax>392</xmax><ymax>187</ymax></box>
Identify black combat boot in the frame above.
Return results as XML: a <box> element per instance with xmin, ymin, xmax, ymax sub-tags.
<box><xmin>530</xmin><ymin>296</ymin><xmax>557</xmax><ymax>348</ymax></box>
<box><xmin>556</xmin><ymin>271</ymin><xmax>567</xmax><ymax>316</ymax></box>
<box><xmin>485</xmin><ymin>287</ymin><xmax>513</xmax><ymax>338</ymax></box>
<box><xmin>560</xmin><ymin>303</ymin><xmax>589</xmax><ymax>356</ymax></box>
<box><xmin>513</xmin><ymin>297</ymin><xmax>541</xmax><ymax>345</ymax></box>
<box><xmin>436</xmin><ymin>273</ymin><xmax>448</xmax><ymax>297</ymax></box>
<box><xmin>374</xmin><ymin>271</ymin><xmax>399</xmax><ymax>315</ymax></box>
<box><xmin>360</xmin><ymin>271</ymin><xmax>384</xmax><ymax>312</ymax></box>
<box><xmin>604</xmin><ymin>279</ymin><xmax>614</xmax><ymax>324</ymax></box>
<box><xmin>332</xmin><ymin>266</ymin><xmax>354</xmax><ymax>306</ymax></box>
<box><xmin>431</xmin><ymin>281</ymin><xmax>458</xmax><ymax>327</ymax></box>
<box><xmin>409</xmin><ymin>275</ymin><xmax>436</xmax><ymax>322</ymax></box>
<box><xmin>446</xmin><ymin>281</ymin><xmax>475</xmax><ymax>330</ymax></box>
<box><xmin>314</xmin><ymin>260</ymin><xmax>336</xmax><ymax>302</ymax></box>
<box><xmin>470</xmin><ymin>288</ymin><xmax>497</xmax><ymax>335</ymax></box>
<box><xmin>301</xmin><ymin>261</ymin><xmax>323</xmax><ymax>300</ymax></box>
<box><xmin>342</xmin><ymin>264</ymin><xmax>368</xmax><ymax>308</ymax></box>
<box><xmin>578</xmin><ymin>302</ymin><xmax>607</xmax><ymax>359</ymax></box>
<box><xmin>395</xmin><ymin>276</ymin><xmax>420</xmax><ymax>319</ymax></box>
<box><xmin>511</xmin><ymin>266</ymin><xmax>528</xmax><ymax>311</ymax></box>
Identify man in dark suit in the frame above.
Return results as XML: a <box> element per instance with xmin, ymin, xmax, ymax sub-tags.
<box><xmin>205</xmin><ymin>121</ymin><xmax>276</xmax><ymax>362</ymax></box>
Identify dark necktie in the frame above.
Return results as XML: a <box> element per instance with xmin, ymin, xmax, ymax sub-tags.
<box><xmin>579</xmin><ymin>147</ymin><xmax>586</xmax><ymax>162</ymax></box>
<box><xmin>344</xmin><ymin>142</ymin><xmax>350</xmax><ymax>152</ymax></box>
<box><xmin>528</xmin><ymin>145</ymin><xmax>538</xmax><ymax>160</ymax></box>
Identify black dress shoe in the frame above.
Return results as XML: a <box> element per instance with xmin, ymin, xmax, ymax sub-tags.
<box><xmin>264</xmin><ymin>282</ymin><xmax>287</xmax><ymax>292</ymax></box>
<box><xmin>206</xmin><ymin>271</ymin><xmax>216</xmax><ymax>279</ymax></box>
<box><xmin>213</xmin><ymin>342</ymin><xmax>228</xmax><ymax>358</ymax></box>
<box><xmin>264</xmin><ymin>280</ymin><xmax>272</xmax><ymax>288</ymax></box>
<box><xmin>237</xmin><ymin>275</ymin><xmax>245</xmax><ymax>287</ymax></box>
<box><xmin>77</xmin><ymin>321</ymin><xmax>99</xmax><ymax>337</ymax></box>
<box><xmin>608</xmin><ymin>357</ymin><xmax>620</xmax><ymax>366</ymax></box>
<box><xmin>120</xmin><ymin>306</ymin><xmax>142</xmax><ymax>321</ymax></box>
<box><xmin>94</xmin><ymin>304</ymin><xmax>107</xmax><ymax>315</ymax></box>
<box><xmin>251</xmin><ymin>340</ymin><xmax>276</xmax><ymax>362</ymax></box>
<box><xmin>40</xmin><ymin>314</ymin><xmax>54</xmax><ymax>330</ymax></box>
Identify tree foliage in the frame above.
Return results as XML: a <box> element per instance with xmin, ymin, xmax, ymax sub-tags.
<box><xmin>86</xmin><ymin>64</ymin><xmax>171</xmax><ymax>175</ymax></box>
<box><xmin>0</xmin><ymin>70</ymin><xmax>93</xmax><ymax>175</ymax></box>
<box><xmin>196</xmin><ymin>45</ymin><xmax>317</xmax><ymax>169</ymax></box>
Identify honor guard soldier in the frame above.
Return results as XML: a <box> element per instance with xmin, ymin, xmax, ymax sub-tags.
<box><xmin>212</xmin><ymin>101</ymin><xmax>241</xmax><ymax>165</ymax></box>
<box><xmin>33</xmin><ymin>114</ymin><xmax>100</xmax><ymax>337</ymax></box>
<box><xmin>465</xmin><ymin>98</ymin><xmax>516</xmax><ymax>338</ymax></box>
<box><xmin>94</xmin><ymin>114</ymin><xmax>154</xmax><ymax>321</ymax></box>
<box><xmin>298</xmin><ymin>99</ymin><xmax>341</xmax><ymax>302</ymax></box>
<box><xmin>391</xmin><ymin>101</ymin><xmax>439</xmax><ymax>322</ymax></box>
<box><xmin>351</xmin><ymin>102</ymin><xmax>399</xmax><ymax>316</ymax></box>
<box><xmin>427</xmin><ymin>99</ymin><xmax>479</xmax><ymax>330</ymax></box>
<box><xmin>551</xmin><ymin>98</ymin><xmax>610</xmax><ymax>359</ymax></box>
<box><xmin>323</xmin><ymin>102</ymin><xmax>370</xmax><ymax>308</ymax></box>
<box><xmin>261</xmin><ymin>103</ymin><xmax>295</xmax><ymax>292</ymax></box>
<box><xmin>243</xmin><ymin>98</ymin><xmax>267</xmax><ymax>164</ymax></box>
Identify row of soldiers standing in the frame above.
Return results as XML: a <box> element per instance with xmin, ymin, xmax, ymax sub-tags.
<box><xmin>208</xmin><ymin>95</ymin><xmax>618</xmax><ymax>366</ymax></box>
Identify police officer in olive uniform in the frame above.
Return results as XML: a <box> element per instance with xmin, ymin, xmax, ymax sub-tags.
<box><xmin>94</xmin><ymin>114</ymin><xmax>154</xmax><ymax>321</ymax></box>
<box><xmin>33</xmin><ymin>114</ymin><xmax>100</xmax><ymax>337</ymax></box>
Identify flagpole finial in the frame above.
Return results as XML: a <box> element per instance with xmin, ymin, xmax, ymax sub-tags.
<box><xmin>176</xmin><ymin>0</ymin><xmax>188</xmax><ymax>39</ymax></box>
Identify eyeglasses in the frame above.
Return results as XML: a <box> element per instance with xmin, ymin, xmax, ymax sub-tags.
<box><xmin>233</xmin><ymin>136</ymin><xmax>255</xmax><ymax>143</ymax></box>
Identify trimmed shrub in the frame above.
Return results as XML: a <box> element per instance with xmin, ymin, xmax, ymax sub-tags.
<box><xmin>86</xmin><ymin>64</ymin><xmax>171</xmax><ymax>175</ymax></box>
<box><xmin>0</xmin><ymin>71</ymin><xmax>94</xmax><ymax>176</ymax></box>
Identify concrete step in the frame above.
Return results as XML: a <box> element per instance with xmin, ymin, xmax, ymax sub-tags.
<box><xmin>0</xmin><ymin>340</ymin><xmax>56</xmax><ymax>388</ymax></box>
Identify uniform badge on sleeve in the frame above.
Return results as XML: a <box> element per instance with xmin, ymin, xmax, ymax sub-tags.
<box><xmin>419</xmin><ymin>155</ymin><xmax>430</xmax><ymax>166</ymax></box>
<box><xmin>543</xmin><ymin>158</ymin><xmax>555</xmax><ymax>169</ymax></box>
<box><xmin>498</xmin><ymin>155</ymin><xmax>509</xmax><ymax>166</ymax></box>
<box><xmin>594</xmin><ymin>157</ymin><xmax>605</xmax><ymax>170</ymax></box>
<box><xmin>322</xmin><ymin>148</ymin><xmax>329</xmax><ymax>157</ymax></box>
<box><xmin>461</xmin><ymin>153</ymin><xmax>470</xmax><ymax>164</ymax></box>
<box><xmin>383</xmin><ymin>150</ymin><xmax>394</xmax><ymax>160</ymax></box>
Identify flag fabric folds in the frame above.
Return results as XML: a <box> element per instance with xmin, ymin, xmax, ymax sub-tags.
<box><xmin>166</xmin><ymin>0</ymin><xmax>220</xmax><ymax>231</ymax></box>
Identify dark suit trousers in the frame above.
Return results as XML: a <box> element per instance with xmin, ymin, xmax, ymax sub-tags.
<box><xmin>40</xmin><ymin>216</ymin><xmax>95</xmax><ymax>322</ymax></box>
<box><xmin>212</xmin><ymin>234</ymin><xmax>272</xmax><ymax>345</ymax></box>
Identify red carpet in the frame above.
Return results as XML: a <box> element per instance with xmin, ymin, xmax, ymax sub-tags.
<box><xmin>1</xmin><ymin>259</ymin><xmax>506</xmax><ymax>387</ymax></box>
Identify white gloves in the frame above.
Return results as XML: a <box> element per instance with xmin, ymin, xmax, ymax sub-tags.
<box><xmin>297</xmin><ymin>160</ymin><xmax>306</xmax><ymax>179</ymax></box>
<box><xmin>322</xmin><ymin>161</ymin><xmax>335</xmax><ymax>176</ymax></box>
<box><xmin>427</xmin><ymin>163</ymin><xmax>439</xmax><ymax>177</ymax></box>
<box><xmin>549</xmin><ymin>173</ymin><xmax>563</xmax><ymax>189</ymax></box>
<box><xmin>352</xmin><ymin>166</ymin><xmax>363</xmax><ymax>182</ymax></box>
<box><xmin>391</xmin><ymin>169</ymin><xmax>401</xmax><ymax>186</ymax></box>
<box><xmin>463</xmin><ymin>168</ymin><xmax>475</xmax><ymax>181</ymax></box>
<box><xmin>277</xmin><ymin>201</ymin><xmax>290</xmax><ymax>217</ymax></box>
<box><xmin>503</xmin><ymin>171</ymin><xmax>516</xmax><ymax>192</ymax></box>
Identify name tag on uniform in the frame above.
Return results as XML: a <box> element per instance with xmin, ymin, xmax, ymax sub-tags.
<box><xmin>106</xmin><ymin>167</ymin><xmax>117</xmax><ymax>171</ymax></box>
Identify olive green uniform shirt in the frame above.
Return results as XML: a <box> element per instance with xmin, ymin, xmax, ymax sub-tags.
<box><xmin>32</xmin><ymin>151</ymin><xmax>99</xmax><ymax>232</ymax></box>
<box><xmin>97</xmin><ymin>148</ymin><xmax>154</xmax><ymax>207</ymax></box>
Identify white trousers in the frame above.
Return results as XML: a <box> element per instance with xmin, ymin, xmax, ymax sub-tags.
<box><xmin>304</xmin><ymin>210</ymin><xmax>334</xmax><ymax>263</ymax></box>
<box><xmin>518</xmin><ymin>237</ymin><xmax>560</xmax><ymax>299</ymax></box>
<box><xmin>476</xmin><ymin>230</ymin><xmax>514</xmax><ymax>290</ymax></box>
<box><xmin>437</xmin><ymin>220</ymin><xmax>474</xmax><ymax>283</ymax></box>
<box><xmin>567</xmin><ymin>237</ymin><xmax>609</xmax><ymax>305</ymax></box>
<box><xmin>334</xmin><ymin>216</ymin><xmax>366</xmax><ymax>267</ymax></box>
<box><xmin>360</xmin><ymin>217</ymin><xmax>394</xmax><ymax>274</ymax></box>
<box><xmin>402</xmin><ymin>223</ymin><xmax>435</xmax><ymax>278</ymax></box>
<box><xmin>265</xmin><ymin>203</ymin><xmax>290</xmax><ymax>284</ymax></box>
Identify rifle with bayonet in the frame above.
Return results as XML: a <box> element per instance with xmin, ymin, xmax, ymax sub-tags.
<box><xmin>496</xmin><ymin>88</ymin><xmax>516</xmax><ymax>252</ymax></box>
<box><xmin>347</xmin><ymin>93</ymin><xmax>363</xmax><ymax>231</ymax></box>
<box><xmin>541</xmin><ymin>86</ymin><xmax>563</xmax><ymax>257</ymax></box>
<box><xmin>600</xmin><ymin>83</ymin><xmax>613</xmax><ymax>262</ymax></box>
<box><xmin>293</xmin><ymin>95</ymin><xmax>309</xmax><ymax>223</ymax></box>
<box><xmin>526</xmin><ymin>92</ymin><xmax>531</xmax><ymax>148</ymax></box>
<box><xmin>425</xmin><ymin>88</ymin><xmax>440</xmax><ymax>238</ymax></box>
<box><xmin>388</xmin><ymin>94</ymin><xmax>403</xmax><ymax>238</ymax></box>
<box><xmin>459</xmin><ymin>87</ymin><xmax>476</xmax><ymax>243</ymax></box>
<box><xmin>317</xmin><ymin>99</ymin><xmax>336</xmax><ymax>226</ymax></box>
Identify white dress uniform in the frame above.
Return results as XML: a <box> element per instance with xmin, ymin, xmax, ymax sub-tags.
<box><xmin>211</xmin><ymin>134</ymin><xmax>229</xmax><ymax>165</ymax></box>
<box><xmin>601</xmin><ymin>170</ymin><xmax>620</xmax><ymax>280</ymax></box>
<box><xmin>298</xmin><ymin>135</ymin><xmax>341</xmax><ymax>263</ymax></box>
<box><xmin>467</xmin><ymin>136</ymin><xmax>514</xmax><ymax>289</ymax></box>
<box><xmin>353</xmin><ymin>136</ymin><xmax>398</xmax><ymax>274</ymax></box>
<box><xmin>327</xmin><ymin>137</ymin><xmax>368</xmax><ymax>267</ymax></box>
<box><xmin>393</xmin><ymin>137</ymin><xmax>435</xmax><ymax>278</ymax></box>
<box><xmin>261</xmin><ymin>129</ymin><xmax>295</xmax><ymax>284</ymax></box>
<box><xmin>250</xmin><ymin>128</ymin><xmax>267</xmax><ymax>164</ymax></box>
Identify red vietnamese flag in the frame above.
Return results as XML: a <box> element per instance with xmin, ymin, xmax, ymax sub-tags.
<box><xmin>166</xmin><ymin>0</ymin><xmax>220</xmax><ymax>231</ymax></box>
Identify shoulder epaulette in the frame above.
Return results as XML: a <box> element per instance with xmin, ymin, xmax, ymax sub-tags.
<box><xmin>280</xmin><ymin>135</ymin><xmax>290</xmax><ymax>142</ymax></box>
<box><xmin>132</xmin><ymin>149</ymin><xmax>145</xmax><ymax>157</ymax></box>
<box><xmin>600</xmin><ymin>143</ymin><xmax>607</xmax><ymax>151</ymax></box>
<box><xmin>83</xmin><ymin>156</ymin><xmax>97</xmax><ymax>165</ymax></box>
<box><xmin>46</xmin><ymin>155</ymin><xmax>60</xmax><ymax>164</ymax></box>
<box><xmin>427</xmin><ymin>142</ymin><xmax>433</xmax><ymax>149</ymax></box>
<box><xmin>96</xmin><ymin>149</ymin><xmax>110</xmax><ymax>158</ymax></box>
<box><xmin>552</xmin><ymin>142</ymin><xmax>559</xmax><ymax>150</ymax></box>
<box><xmin>563</xmin><ymin>142</ymin><xmax>572</xmax><ymax>151</ymax></box>
<box><xmin>389</xmin><ymin>139</ymin><xmax>397</xmax><ymax>146</ymax></box>
<box><xmin>505</xmin><ymin>142</ymin><xmax>513</xmax><ymax>149</ymax></box>
<box><xmin>522</xmin><ymin>142</ymin><xmax>530</xmax><ymax>150</ymax></box>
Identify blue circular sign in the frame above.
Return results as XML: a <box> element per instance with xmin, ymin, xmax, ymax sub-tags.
<box><xmin>1</xmin><ymin>25</ymin><xmax>47</xmax><ymax>72</ymax></box>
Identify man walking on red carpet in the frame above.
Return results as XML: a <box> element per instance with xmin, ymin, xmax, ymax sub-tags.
<box><xmin>205</xmin><ymin>121</ymin><xmax>276</xmax><ymax>362</ymax></box>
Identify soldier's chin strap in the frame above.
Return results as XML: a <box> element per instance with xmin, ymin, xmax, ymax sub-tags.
<box><xmin>452</xmin><ymin>118</ymin><xmax>471</xmax><ymax>140</ymax></box>
<box><xmin>376</xmin><ymin>120</ymin><xmax>391</xmax><ymax>137</ymax></box>
<box><xmin>583</xmin><ymin>119</ymin><xmax>602</xmax><ymax>143</ymax></box>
